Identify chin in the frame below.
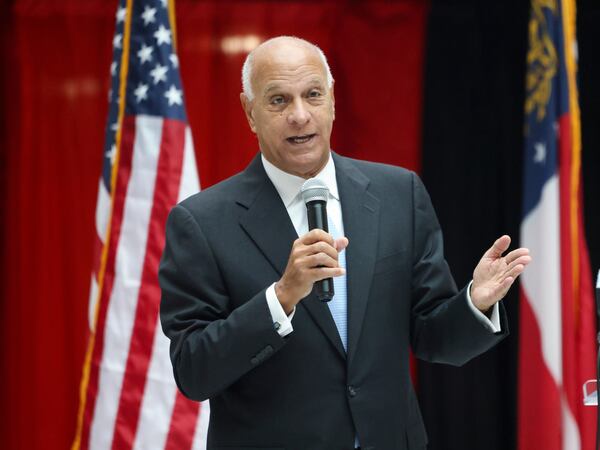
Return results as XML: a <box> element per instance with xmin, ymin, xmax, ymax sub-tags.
<box><xmin>288</xmin><ymin>152</ymin><xmax>328</xmax><ymax>177</ymax></box>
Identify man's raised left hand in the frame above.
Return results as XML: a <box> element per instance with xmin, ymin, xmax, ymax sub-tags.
<box><xmin>470</xmin><ymin>235</ymin><xmax>532</xmax><ymax>313</ymax></box>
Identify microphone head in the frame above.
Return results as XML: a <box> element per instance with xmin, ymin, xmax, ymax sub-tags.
<box><xmin>301</xmin><ymin>178</ymin><xmax>329</xmax><ymax>204</ymax></box>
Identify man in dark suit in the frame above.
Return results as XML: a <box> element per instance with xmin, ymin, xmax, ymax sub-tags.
<box><xmin>159</xmin><ymin>36</ymin><xmax>531</xmax><ymax>450</ymax></box>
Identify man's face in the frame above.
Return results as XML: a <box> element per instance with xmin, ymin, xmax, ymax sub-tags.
<box><xmin>241</xmin><ymin>42</ymin><xmax>335</xmax><ymax>178</ymax></box>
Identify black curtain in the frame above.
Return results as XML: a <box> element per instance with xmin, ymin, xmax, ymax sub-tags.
<box><xmin>579</xmin><ymin>0</ymin><xmax>600</xmax><ymax>276</ymax></box>
<box><xmin>418</xmin><ymin>1</ymin><xmax>599</xmax><ymax>449</ymax></box>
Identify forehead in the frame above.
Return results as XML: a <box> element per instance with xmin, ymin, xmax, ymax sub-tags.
<box><xmin>252</xmin><ymin>44</ymin><xmax>328</xmax><ymax>94</ymax></box>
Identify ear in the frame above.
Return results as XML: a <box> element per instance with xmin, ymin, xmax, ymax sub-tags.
<box><xmin>240</xmin><ymin>93</ymin><xmax>257</xmax><ymax>133</ymax></box>
<box><xmin>330</xmin><ymin>82</ymin><xmax>335</xmax><ymax>120</ymax></box>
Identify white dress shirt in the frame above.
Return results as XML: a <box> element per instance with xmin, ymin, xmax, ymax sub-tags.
<box><xmin>260</xmin><ymin>153</ymin><xmax>500</xmax><ymax>337</ymax></box>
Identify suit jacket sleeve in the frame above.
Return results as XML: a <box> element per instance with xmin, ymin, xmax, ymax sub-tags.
<box><xmin>159</xmin><ymin>204</ymin><xmax>287</xmax><ymax>402</ymax></box>
<box><xmin>409</xmin><ymin>173</ymin><xmax>508</xmax><ymax>366</ymax></box>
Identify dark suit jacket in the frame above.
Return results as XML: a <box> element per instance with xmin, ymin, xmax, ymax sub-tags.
<box><xmin>159</xmin><ymin>152</ymin><xmax>508</xmax><ymax>450</ymax></box>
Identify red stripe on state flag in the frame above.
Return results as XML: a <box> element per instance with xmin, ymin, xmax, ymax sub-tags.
<box><xmin>164</xmin><ymin>392</ymin><xmax>201</xmax><ymax>450</ymax></box>
<box><xmin>80</xmin><ymin>115</ymin><xmax>138</xmax><ymax>450</ymax></box>
<box><xmin>573</xmin><ymin>226</ymin><xmax>598</xmax><ymax>450</ymax></box>
<box><xmin>111</xmin><ymin>119</ymin><xmax>187</xmax><ymax>450</ymax></box>
<box><xmin>557</xmin><ymin>113</ymin><xmax>579</xmax><ymax>448</ymax></box>
<box><xmin>558</xmin><ymin>113</ymin><xmax>597</xmax><ymax>450</ymax></box>
<box><xmin>518</xmin><ymin>288</ymin><xmax>562</xmax><ymax>450</ymax></box>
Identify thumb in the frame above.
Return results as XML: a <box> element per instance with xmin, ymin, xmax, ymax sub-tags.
<box><xmin>334</xmin><ymin>237</ymin><xmax>349</xmax><ymax>252</ymax></box>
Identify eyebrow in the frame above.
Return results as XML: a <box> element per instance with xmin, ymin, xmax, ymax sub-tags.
<box><xmin>263</xmin><ymin>78</ymin><xmax>326</xmax><ymax>95</ymax></box>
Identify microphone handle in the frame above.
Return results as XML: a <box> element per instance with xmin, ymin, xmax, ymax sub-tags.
<box><xmin>306</xmin><ymin>200</ymin><xmax>334</xmax><ymax>302</ymax></box>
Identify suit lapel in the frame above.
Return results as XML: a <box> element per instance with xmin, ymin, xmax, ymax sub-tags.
<box><xmin>237</xmin><ymin>159</ymin><xmax>296</xmax><ymax>277</ymax></box>
<box><xmin>333</xmin><ymin>154</ymin><xmax>380</xmax><ymax>367</ymax></box>
<box><xmin>300</xmin><ymin>295</ymin><xmax>346</xmax><ymax>360</ymax></box>
<box><xmin>237</xmin><ymin>154</ymin><xmax>346</xmax><ymax>360</ymax></box>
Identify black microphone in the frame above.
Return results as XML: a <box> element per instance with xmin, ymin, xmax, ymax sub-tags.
<box><xmin>301</xmin><ymin>178</ymin><xmax>334</xmax><ymax>302</ymax></box>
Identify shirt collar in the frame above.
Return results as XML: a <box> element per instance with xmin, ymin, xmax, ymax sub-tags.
<box><xmin>261</xmin><ymin>152</ymin><xmax>340</xmax><ymax>207</ymax></box>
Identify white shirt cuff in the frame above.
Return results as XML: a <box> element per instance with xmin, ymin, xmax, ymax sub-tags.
<box><xmin>465</xmin><ymin>280</ymin><xmax>501</xmax><ymax>333</ymax></box>
<box><xmin>265</xmin><ymin>283</ymin><xmax>295</xmax><ymax>337</ymax></box>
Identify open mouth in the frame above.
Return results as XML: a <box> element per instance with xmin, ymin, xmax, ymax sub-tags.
<box><xmin>286</xmin><ymin>134</ymin><xmax>316</xmax><ymax>145</ymax></box>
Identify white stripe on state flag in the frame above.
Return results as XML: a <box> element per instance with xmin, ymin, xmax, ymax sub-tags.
<box><xmin>520</xmin><ymin>174</ymin><xmax>562</xmax><ymax>383</ymax></box>
<box><xmin>562</xmin><ymin>394</ymin><xmax>581</xmax><ymax>450</ymax></box>
<box><xmin>192</xmin><ymin>400</ymin><xmax>210</xmax><ymax>450</ymax></box>
<box><xmin>90</xmin><ymin>115</ymin><xmax>163</xmax><ymax>450</ymax></box>
<box><xmin>133</xmin><ymin>315</ymin><xmax>178</xmax><ymax>450</ymax></box>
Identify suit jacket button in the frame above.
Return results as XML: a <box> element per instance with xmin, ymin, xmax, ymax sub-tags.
<box><xmin>347</xmin><ymin>385</ymin><xmax>357</xmax><ymax>397</ymax></box>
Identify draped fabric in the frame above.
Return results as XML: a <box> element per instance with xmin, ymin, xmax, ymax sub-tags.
<box><xmin>517</xmin><ymin>1</ymin><xmax>597</xmax><ymax>449</ymax></box>
<box><xmin>419</xmin><ymin>2</ymin><xmax>599</xmax><ymax>450</ymax></box>
<box><xmin>0</xmin><ymin>1</ymin><xmax>427</xmax><ymax>449</ymax></box>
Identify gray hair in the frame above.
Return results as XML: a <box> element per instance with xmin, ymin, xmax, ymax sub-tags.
<box><xmin>241</xmin><ymin>36</ymin><xmax>334</xmax><ymax>101</ymax></box>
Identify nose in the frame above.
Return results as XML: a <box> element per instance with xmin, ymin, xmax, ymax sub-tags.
<box><xmin>287</xmin><ymin>98</ymin><xmax>310</xmax><ymax>126</ymax></box>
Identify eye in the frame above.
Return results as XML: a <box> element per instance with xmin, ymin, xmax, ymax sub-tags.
<box><xmin>308</xmin><ymin>89</ymin><xmax>322</xmax><ymax>98</ymax></box>
<box><xmin>270</xmin><ymin>95</ymin><xmax>285</xmax><ymax>105</ymax></box>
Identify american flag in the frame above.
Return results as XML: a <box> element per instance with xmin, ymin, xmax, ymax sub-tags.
<box><xmin>73</xmin><ymin>1</ymin><xmax>209</xmax><ymax>449</ymax></box>
<box><xmin>518</xmin><ymin>0</ymin><xmax>596</xmax><ymax>449</ymax></box>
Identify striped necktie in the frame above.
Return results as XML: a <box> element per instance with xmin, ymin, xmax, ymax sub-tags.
<box><xmin>327</xmin><ymin>215</ymin><xmax>348</xmax><ymax>352</ymax></box>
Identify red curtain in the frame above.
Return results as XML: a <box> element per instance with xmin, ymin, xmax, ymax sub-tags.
<box><xmin>0</xmin><ymin>1</ymin><xmax>427</xmax><ymax>449</ymax></box>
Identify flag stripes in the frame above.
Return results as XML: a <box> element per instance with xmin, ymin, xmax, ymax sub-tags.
<box><xmin>518</xmin><ymin>0</ymin><xmax>596</xmax><ymax>449</ymax></box>
<box><xmin>74</xmin><ymin>1</ymin><xmax>209</xmax><ymax>448</ymax></box>
<box><xmin>91</xmin><ymin>114</ymin><xmax>145</xmax><ymax>450</ymax></box>
<box><xmin>112</xmin><ymin>118</ymin><xmax>186</xmax><ymax>450</ymax></box>
<box><xmin>78</xmin><ymin>114</ymin><xmax>138</xmax><ymax>450</ymax></box>
<box><xmin>165</xmin><ymin>393</ymin><xmax>202</xmax><ymax>450</ymax></box>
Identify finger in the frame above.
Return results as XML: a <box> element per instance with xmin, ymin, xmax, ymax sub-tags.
<box><xmin>299</xmin><ymin>229</ymin><xmax>335</xmax><ymax>246</ymax></box>
<box><xmin>313</xmin><ymin>266</ymin><xmax>346</xmax><ymax>281</ymax></box>
<box><xmin>504</xmin><ymin>247</ymin><xmax>530</xmax><ymax>265</ymax></box>
<box><xmin>506</xmin><ymin>255</ymin><xmax>532</xmax><ymax>272</ymax></box>
<box><xmin>499</xmin><ymin>264</ymin><xmax>524</xmax><ymax>286</ymax></box>
<box><xmin>483</xmin><ymin>235</ymin><xmax>511</xmax><ymax>259</ymax></box>
<box><xmin>301</xmin><ymin>241</ymin><xmax>339</xmax><ymax>261</ymax></box>
<box><xmin>304</xmin><ymin>252</ymin><xmax>340</xmax><ymax>269</ymax></box>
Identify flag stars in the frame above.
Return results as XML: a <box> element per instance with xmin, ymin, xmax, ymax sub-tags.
<box><xmin>150</xmin><ymin>63</ymin><xmax>168</xmax><ymax>84</ymax></box>
<box><xmin>137</xmin><ymin>43</ymin><xmax>154</xmax><ymax>64</ymax></box>
<box><xmin>141</xmin><ymin>5</ymin><xmax>157</xmax><ymax>26</ymax></box>
<box><xmin>116</xmin><ymin>6</ymin><xmax>127</xmax><ymax>23</ymax></box>
<box><xmin>154</xmin><ymin>25</ymin><xmax>172</xmax><ymax>46</ymax></box>
<box><xmin>105</xmin><ymin>144</ymin><xmax>117</xmax><ymax>164</ymax></box>
<box><xmin>134</xmin><ymin>83</ymin><xmax>149</xmax><ymax>102</ymax></box>
<box><xmin>110</xmin><ymin>62</ymin><xmax>118</xmax><ymax>76</ymax></box>
<box><xmin>113</xmin><ymin>34</ymin><xmax>123</xmax><ymax>49</ymax></box>
<box><xmin>533</xmin><ymin>142</ymin><xmax>547</xmax><ymax>164</ymax></box>
<box><xmin>553</xmin><ymin>121</ymin><xmax>560</xmax><ymax>138</ymax></box>
<box><xmin>169</xmin><ymin>53</ymin><xmax>179</xmax><ymax>68</ymax></box>
<box><xmin>164</xmin><ymin>84</ymin><xmax>183</xmax><ymax>106</ymax></box>
<box><xmin>160</xmin><ymin>0</ymin><xmax>168</xmax><ymax>8</ymax></box>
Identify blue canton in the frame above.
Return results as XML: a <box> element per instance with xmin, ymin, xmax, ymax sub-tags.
<box><xmin>102</xmin><ymin>0</ymin><xmax>186</xmax><ymax>192</ymax></box>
